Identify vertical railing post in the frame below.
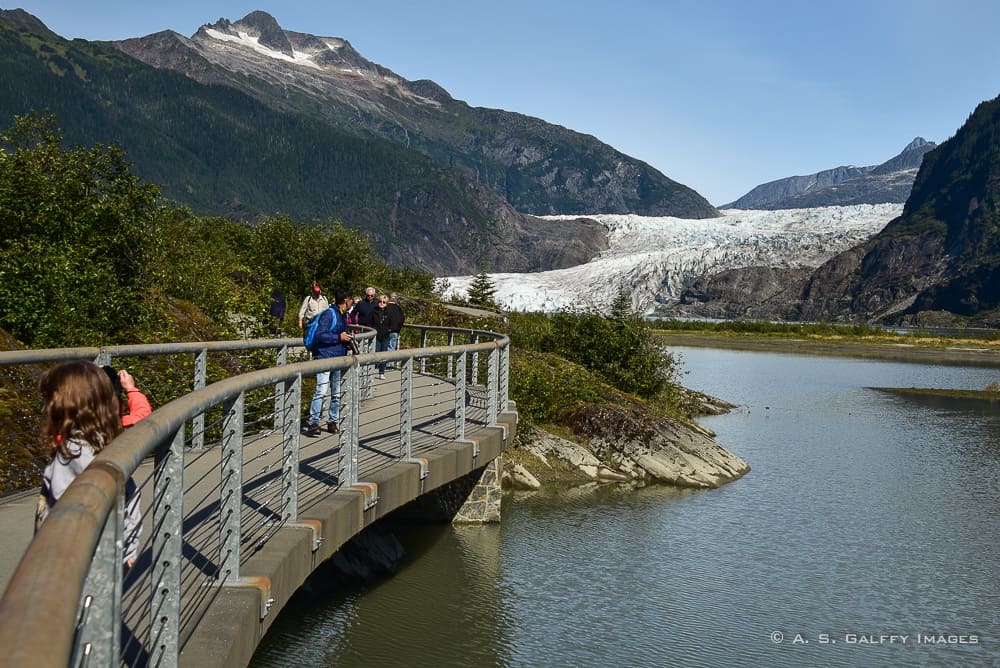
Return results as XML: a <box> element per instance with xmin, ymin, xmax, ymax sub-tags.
<box><xmin>220</xmin><ymin>391</ymin><xmax>244</xmax><ymax>583</ymax></box>
<box><xmin>500</xmin><ymin>341</ymin><xmax>510</xmax><ymax>411</ymax></box>
<box><xmin>446</xmin><ymin>332</ymin><xmax>455</xmax><ymax>378</ymax></box>
<box><xmin>342</xmin><ymin>363</ymin><xmax>360</xmax><ymax>487</ymax></box>
<box><xmin>274</xmin><ymin>372</ymin><xmax>302</xmax><ymax>534</ymax></box>
<box><xmin>273</xmin><ymin>345</ymin><xmax>287</xmax><ymax>432</ymax></box>
<box><xmin>282</xmin><ymin>376</ymin><xmax>301</xmax><ymax>524</ymax></box>
<box><xmin>192</xmin><ymin>349</ymin><xmax>207</xmax><ymax>450</ymax></box>
<box><xmin>75</xmin><ymin>484</ymin><xmax>124</xmax><ymax>667</ymax></box>
<box><xmin>362</xmin><ymin>336</ymin><xmax>374</xmax><ymax>401</ymax></box>
<box><xmin>471</xmin><ymin>334</ymin><xmax>480</xmax><ymax>385</ymax></box>
<box><xmin>399</xmin><ymin>357</ymin><xmax>413</xmax><ymax>458</ymax></box>
<box><xmin>94</xmin><ymin>349</ymin><xmax>111</xmax><ymax>367</ymax></box>
<box><xmin>454</xmin><ymin>351</ymin><xmax>466</xmax><ymax>441</ymax></box>
<box><xmin>151</xmin><ymin>427</ymin><xmax>185</xmax><ymax>668</ymax></box>
<box><xmin>488</xmin><ymin>346</ymin><xmax>499</xmax><ymax>428</ymax></box>
<box><xmin>419</xmin><ymin>329</ymin><xmax>428</xmax><ymax>374</ymax></box>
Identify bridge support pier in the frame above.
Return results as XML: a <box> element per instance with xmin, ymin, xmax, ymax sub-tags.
<box><xmin>394</xmin><ymin>456</ymin><xmax>503</xmax><ymax>524</ymax></box>
<box><xmin>452</xmin><ymin>456</ymin><xmax>502</xmax><ymax>524</ymax></box>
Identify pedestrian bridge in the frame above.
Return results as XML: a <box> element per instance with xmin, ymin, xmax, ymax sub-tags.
<box><xmin>0</xmin><ymin>324</ymin><xmax>517</xmax><ymax>667</ymax></box>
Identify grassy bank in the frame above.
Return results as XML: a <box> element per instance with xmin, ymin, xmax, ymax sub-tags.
<box><xmin>870</xmin><ymin>386</ymin><xmax>1000</xmax><ymax>404</ymax></box>
<box><xmin>650</xmin><ymin>322</ymin><xmax>1000</xmax><ymax>369</ymax></box>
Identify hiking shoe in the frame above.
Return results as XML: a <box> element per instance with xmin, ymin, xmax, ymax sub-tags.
<box><xmin>378</xmin><ymin>373</ymin><xmax>386</xmax><ymax>380</ymax></box>
<box><xmin>327</xmin><ymin>422</ymin><xmax>339</xmax><ymax>434</ymax></box>
<box><xmin>305</xmin><ymin>423</ymin><xmax>321</xmax><ymax>437</ymax></box>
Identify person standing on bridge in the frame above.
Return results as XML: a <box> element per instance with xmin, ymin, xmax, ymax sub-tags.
<box><xmin>370</xmin><ymin>294</ymin><xmax>392</xmax><ymax>379</ymax></box>
<box><xmin>346</xmin><ymin>295</ymin><xmax>361</xmax><ymax>326</ymax></box>
<box><xmin>103</xmin><ymin>366</ymin><xmax>152</xmax><ymax>427</ymax></box>
<box><xmin>306</xmin><ymin>288</ymin><xmax>354</xmax><ymax>437</ymax></box>
<box><xmin>35</xmin><ymin>361</ymin><xmax>142</xmax><ymax>568</ymax></box>
<box><xmin>386</xmin><ymin>293</ymin><xmax>405</xmax><ymax>357</ymax></box>
<box><xmin>297</xmin><ymin>284</ymin><xmax>329</xmax><ymax>330</ymax></box>
<box><xmin>354</xmin><ymin>286</ymin><xmax>378</xmax><ymax>327</ymax></box>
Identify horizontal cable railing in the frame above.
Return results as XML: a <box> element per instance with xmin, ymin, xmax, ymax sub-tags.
<box><xmin>0</xmin><ymin>324</ymin><xmax>511</xmax><ymax>668</ymax></box>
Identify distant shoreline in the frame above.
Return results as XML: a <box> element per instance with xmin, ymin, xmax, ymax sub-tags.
<box><xmin>654</xmin><ymin>332</ymin><xmax>1000</xmax><ymax>369</ymax></box>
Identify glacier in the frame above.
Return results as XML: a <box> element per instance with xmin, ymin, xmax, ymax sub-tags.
<box><xmin>441</xmin><ymin>204</ymin><xmax>903</xmax><ymax>314</ymax></box>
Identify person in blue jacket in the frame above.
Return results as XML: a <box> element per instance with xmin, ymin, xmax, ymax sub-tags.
<box><xmin>306</xmin><ymin>288</ymin><xmax>354</xmax><ymax>436</ymax></box>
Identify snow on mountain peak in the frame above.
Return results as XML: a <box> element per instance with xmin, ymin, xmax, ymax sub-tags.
<box><xmin>202</xmin><ymin>28</ymin><xmax>321</xmax><ymax>69</ymax></box>
<box><xmin>194</xmin><ymin>17</ymin><xmax>444</xmax><ymax>107</ymax></box>
<box><xmin>442</xmin><ymin>204</ymin><xmax>903</xmax><ymax>315</ymax></box>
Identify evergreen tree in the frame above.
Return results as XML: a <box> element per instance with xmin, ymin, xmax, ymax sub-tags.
<box><xmin>466</xmin><ymin>268</ymin><xmax>497</xmax><ymax>308</ymax></box>
<box><xmin>610</xmin><ymin>285</ymin><xmax>636</xmax><ymax>319</ymax></box>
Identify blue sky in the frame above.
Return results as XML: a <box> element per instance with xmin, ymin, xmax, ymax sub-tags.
<box><xmin>9</xmin><ymin>0</ymin><xmax>1000</xmax><ymax>205</ymax></box>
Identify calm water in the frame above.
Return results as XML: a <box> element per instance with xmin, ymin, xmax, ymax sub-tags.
<box><xmin>251</xmin><ymin>348</ymin><xmax>1000</xmax><ymax>667</ymax></box>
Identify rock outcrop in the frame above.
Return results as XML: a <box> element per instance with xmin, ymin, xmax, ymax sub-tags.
<box><xmin>509</xmin><ymin>400</ymin><xmax>748</xmax><ymax>490</ymax></box>
<box><xmin>674</xmin><ymin>266</ymin><xmax>812</xmax><ymax>320</ymax></box>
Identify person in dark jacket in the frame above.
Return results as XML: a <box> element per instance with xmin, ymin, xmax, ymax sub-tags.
<box><xmin>370</xmin><ymin>294</ymin><xmax>393</xmax><ymax>379</ymax></box>
<box><xmin>269</xmin><ymin>289</ymin><xmax>286</xmax><ymax>335</ymax></box>
<box><xmin>386</xmin><ymin>293</ymin><xmax>405</xmax><ymax>356</ymax></box>
<box><xmin>354</xmin><ymin>286</ymin><xmax>378</xmax><ymax>327</ymax></box>
<box><xmin>306</xmin><ymin>288</ymin><xmax>353</xmax><ymax>436</ymax></box>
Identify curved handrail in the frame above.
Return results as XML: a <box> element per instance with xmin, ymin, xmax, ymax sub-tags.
<box><xmin>0</xmin><ymin>324</ymin><xmax>511</xmax><ymax>667</ymax></box>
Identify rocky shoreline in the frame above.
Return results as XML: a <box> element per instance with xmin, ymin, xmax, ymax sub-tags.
<box><xmin>503</xmin><ymin>389</ymin><xmax>750</xmax><ymax>492</ymax></box>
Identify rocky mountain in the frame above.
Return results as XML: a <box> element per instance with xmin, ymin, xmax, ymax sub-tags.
<box><xmin>723</xmin><ymin>137</ymin><xmax>936</xmax><ymax>210</ymax></box>
<box><xmin>115</xmin><ymin>10</ymin><xmax>718</xmax><ymax>220</ymax></box>
<box><xmin>795</xmin><ymin>97</ymin><xmax>1000</xmax><ymax>327</ymax></box>
<box><xmin>663</xmin><ymin>97</ymin><xmax>1000</xmax><ymax>327</ymax></box>
<box><xmin>0</xmin><ymin>8</ymin><xmax>615</xmax><ymax>275</ymax></box>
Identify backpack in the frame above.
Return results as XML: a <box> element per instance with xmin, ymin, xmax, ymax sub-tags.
<box><xmin>303</xmin><ymin>307</ymin><xmax>338</xmax><ymax>350</ymax></box>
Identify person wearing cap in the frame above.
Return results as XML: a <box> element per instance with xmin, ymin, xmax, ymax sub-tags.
<box><xmin>298</xmin><ymin>284</ymin><xmax>330</xmax><ymax>330</ymax></box>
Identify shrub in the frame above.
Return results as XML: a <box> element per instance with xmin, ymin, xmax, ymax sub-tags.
<box><xmin>509</xmin><ymin>349</ymin><xmax>612</xmax><ymax>424</ymax></box>
<box><xmin>539</xmin><ymin>310</ymin><xmax>680</xmax><ymax>401</ymax></box>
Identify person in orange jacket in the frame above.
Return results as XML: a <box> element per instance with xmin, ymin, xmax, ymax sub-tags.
<box><xmin>104</xmin><ymin>366</ymin><xmax>152</xmax><ymax>427</ymax></box>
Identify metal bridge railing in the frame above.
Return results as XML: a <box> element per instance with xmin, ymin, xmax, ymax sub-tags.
<box><xmin>0</xmin><ymin>324</ymin><xmax>510</xmax><ymax>668</ymax></box>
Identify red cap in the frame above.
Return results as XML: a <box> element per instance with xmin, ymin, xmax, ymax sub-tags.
<box><xmin>312</xmin><ymin>285</ymin><xmax>321</xmax><ymax>294</ymax></box>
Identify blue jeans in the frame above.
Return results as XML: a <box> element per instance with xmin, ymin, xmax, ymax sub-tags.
<box><xmin>388</xmin><ymin>332</ymin><xmax>400</xmax><ymax>352</ymax></box>
<box><xmin>376</xmin><ymin>337</ymin><xmax>391</xmax><ymax>374</ymax></box>
<box><xmin>309</xmin><ymin>368</ymin><xmax>341</xmax><ymax>425</ymax></box>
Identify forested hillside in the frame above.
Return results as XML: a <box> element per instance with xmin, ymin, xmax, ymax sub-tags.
<box><xmin>0</xmin><ymin>11</ymin><xmax>607</xmax><ymax>275</ymax></box>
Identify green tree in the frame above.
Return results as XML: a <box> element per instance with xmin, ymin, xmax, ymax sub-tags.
<box><xmin>0</xmin><ymin>112</ymin><xmax>160</xmax><ymax>346</ymax></box>
<box><xmin>146</xmin><ymin>208</ymin><xmax>267</xmax><ymax>335</ymax></box>
<box><xmin>610</xmin><ymin>285</ymin><xmax>635</xmax><ymax>319</ymax></box>
<box><xmin>466</xmin><ymin>268</ymin><xmax>497</xmax><ymax>308</ymax></box>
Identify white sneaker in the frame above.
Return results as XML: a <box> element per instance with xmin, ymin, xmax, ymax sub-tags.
<box><xmin>378</xmin><ymin>373</ymin><xmax>385</xmax><ymax>380</ymax></box>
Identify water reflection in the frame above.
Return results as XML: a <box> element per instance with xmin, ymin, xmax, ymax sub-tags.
<box><xmin>251</xmin><ymin>520</ymin><xmax>514</xmax><ymax>668</ymax></box>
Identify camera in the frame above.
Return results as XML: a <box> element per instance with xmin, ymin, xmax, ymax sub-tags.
<box><xmin>346</xmin><ymin>337</ymin><xmax>360</xmax><ymax>355</ymax></box>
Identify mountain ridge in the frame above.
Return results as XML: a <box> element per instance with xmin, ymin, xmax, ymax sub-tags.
<box><xmin>116</xmin><ymin>10</ymin><xmax>719</xmax><ymax>219</ymax></box>
<box><xmin>667</xmin><ymin>102</ymin><xmax>1000</xmax><ymax>327</ymax></box>
<box><xmin>723</xmin><ymin>137</ymin><xmax>936</xmax><ymax>210</ymax></box>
